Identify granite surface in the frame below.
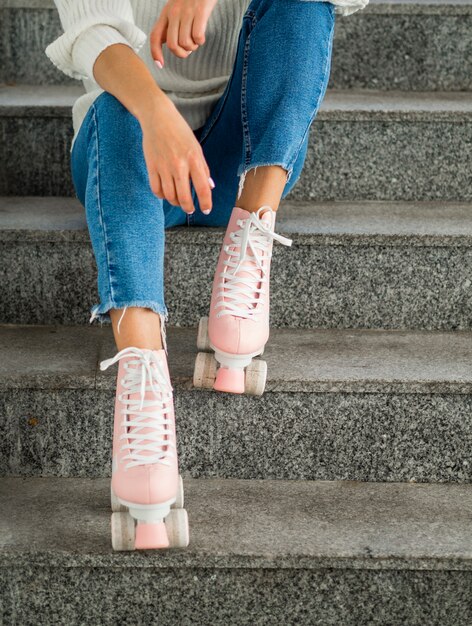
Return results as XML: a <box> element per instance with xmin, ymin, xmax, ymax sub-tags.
<box><xmin>2</xmin><ymin>476</ymin><xmax>472</xmax><ymax>569</ymax></box>
<box><xmin>1</xmin><ymin>85</ymin><xmax>471</xmax><ymax>200</ymax></box>
<box><xmin>2</xmin><ymin>3</ymin><xmax>472</xmax><ymax>91</ymax></box>
<box><xmin>2</xmin><ymin>477</ymin><xmax>472</xmax><ymax>624</ymax></box>
<box><xmin>5</xmin><ymin>196</ymin><xmax>472</xmax><ymax>245</ymax></box>
<box><xmin>3</xmin><ymin>387</ymin><xmax>472</xmax><ymax>482</ymax></box>
<box><xmin>3</xmin><ymin>198</ymin><xmax>472</xmax><ymax>328</ymax></box>
<box><xmin>330</xmin><ymin>15</ymin><xmax>472</xmax><ymax>91</ymax></box>
<box><xmin>0</xmin><ymin>116</ymin><xmax>74</xmax><ymax>196</ymax></box>
<box><xmin>3</xmin><ymin>567</ymin><xmax>472</xmax><ymax>626</ymax></box>
<box><xmin>2</xmin><ymin>325</ymin><xmax>472</xmax><ymax>481</ymax></box>
<box><xmin>4</xmin><ymin>324</ymin><xmax>472</xmax><ymax>395</ymax></box>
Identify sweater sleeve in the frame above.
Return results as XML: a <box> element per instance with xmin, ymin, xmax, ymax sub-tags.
<box><xmin>45</xmin><ymin>0</ymin><xmax>147</xmax><ymax>82</ymax></box>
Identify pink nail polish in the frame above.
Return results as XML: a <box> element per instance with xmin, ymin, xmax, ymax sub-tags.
<box><xmin>209</xmin><ymin>177</ymin><xmax>215</xmax><ymax>189</ymax></box>
<box><xmin>202</xmin><ymin>209</ymin><xmax>211</xmax><ymax>215</ymax></box>
<box><xmin>155</xmin><ymin>60</ymin><xmax>163</xmax><ymax>69</ymax></box>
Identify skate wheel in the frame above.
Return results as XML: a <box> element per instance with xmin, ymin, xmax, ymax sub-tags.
<box><xmin>111</xmin><ymin>512</ymin><xmax>135</xmax><ymax>551</ymax></box>
<box><xmin>193</xmin><ymin>351</ymin><xmax>217</xmax><ymax>389</ymax></box>
<box><xmin>258</xmin><ymin>345</ymin><xmax>265</xmax><ymax>357</ymax></box>
<box><xmin>196</xmin><ymin>316</ymin><xmax>211</xmax><ymax>351</ymax></box>
<box><xmin>171</xmin><ymin>475</ymin><xmax>184</xmax><ymax>509</ymax></box>
<box><xmin>110</xmin><ymin>484</ymin><xmax>127</xmax><ymax>513</ymax></box>
<box><xmin>245</xmin><ymin>359</ymin><xmax>267</xmax><ymax>396</ymax></box>
<box><xmin>165</xmin><ymin>509</ymin><xmax>190</xmax><ymax>548</ymax></box>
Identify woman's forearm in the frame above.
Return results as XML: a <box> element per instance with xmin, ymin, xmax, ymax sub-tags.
<box><xmin>92</xmin><ymin>42</ymin><xmax>175</xmax><ymax>125</ymax></box>
<box><xmin>91</xmin><ymin>39</ymin><xmax>213</xmax><ymax>215</ymax></box>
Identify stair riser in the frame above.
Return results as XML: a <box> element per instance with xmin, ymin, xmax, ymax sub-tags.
<box><xmin>2</xmin><ymin>567</ymin><xmax>471</xmax><ymax>626</ymax></box>
<box><xmin>2</xmin><ymin>238</ymin><xmax>472</xmax><ymax>329</ymax></box>
<box><xmin>1</xmin><ymin>7</ymin><xmax>471</xmax><ymax>91</ymax></box>
<box><xmin>1</xmin><ymin>114</ymin><xmax>470</xmax><ymax>201</ymax></box>
<box><xmin>2</xmin><ymin>388</ymin><xmax>471</xmax><ymax>481</ymax></box>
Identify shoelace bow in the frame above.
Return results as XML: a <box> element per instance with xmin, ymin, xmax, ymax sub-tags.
<box><xmin>215</xmin><ymin>205</ymin><xmax>292</xmax><ymax>320</ymax></box>
<box><xmin>100</xmin><ymin>347</ymin><xmax>175</xmax><ymax>469</ymax></box>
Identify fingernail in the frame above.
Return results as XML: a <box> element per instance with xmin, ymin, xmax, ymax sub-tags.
<box><xmin>155</xmin><ymin>60</ymin><xmax>163</xmax><ymax>69</ymax></box>
<box><xmin>209</xmin><ymin>177</ymin><xmax>215</xmax><ymax>189</ymax></box>
<box><xmin>202</xmin><ymin>209</ymin><xmax>211</xmax><ymax>215</ymax></box>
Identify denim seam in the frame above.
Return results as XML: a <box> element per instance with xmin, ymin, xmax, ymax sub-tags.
<box><xmin>91</xmin><ymin>103</ymin><xmax>115</xmax><ymax>305</ymax></box>
<box><xmin>284</xmin><ymin>6</ymin><xmax>336</xmax><ymax>182</ymax></box>
<box><xmin>240</xmin><ymin>14</ymin><xmax>257</xmax><ymax>172</ymax></box>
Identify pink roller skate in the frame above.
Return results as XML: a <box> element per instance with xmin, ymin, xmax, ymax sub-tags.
<box><xmin>193</xmin><ymin>204</ymin><xmax>292</xmax><ymax>395</ymax></box>
<box><xmin>100</xmin><ymin>346</ymin><xmax>189</xmax><ymax>551</ymax></box>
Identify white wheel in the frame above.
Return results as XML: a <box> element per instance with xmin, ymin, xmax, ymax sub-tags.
<box><xmin>165</xmin><ymin>508</ymin><xmax>190</xmax><ymax>548</ymax></box>
<box><xmin>111</xmin><ymin>512</ymin><xmax>135</xmax><ymax>551</ymax></box>
<box><xmin>196</xmin><ymin>317</ymin><xmax>211</xmax><ymax>351</ymax></box>
<box><xmin>111</xmin><ymin>484</ymin><xmax>127</xmax><ymax>512</ymax></box>
<box><xmin>245</xmin><ymin>359</ymin><xmax>267</xmax><ymax>396</ymax></box>
<box><xmin>258</xmin><ymin>345</ymin><xmax>265</xmax><ymax>357</ymax></box>
<box><xmin>171</xmin><ymin>475</ymin><xmax>184</xmax><ymax>509</ymax></box>
<box><xmin>193</xmin><ymin>351</ymin><xmax>217</xmax><ymax>389</ymax></box>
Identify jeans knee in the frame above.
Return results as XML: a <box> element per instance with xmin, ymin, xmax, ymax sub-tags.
<box><xmin>93</xmin><ymin>91</ymin><xmax>142</xmax><ymax>147</ymax></box>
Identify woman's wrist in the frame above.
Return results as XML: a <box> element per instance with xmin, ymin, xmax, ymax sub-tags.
<box><xmin>135</xmin><ymin>89</ymin><xmax>176</xmax><ymax>127</ymax></box>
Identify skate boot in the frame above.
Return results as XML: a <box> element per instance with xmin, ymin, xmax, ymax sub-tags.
<box><xmin>193</xmin><ymin>204</ymin><xmax>292</xmax><ymax>395</ymax></box>
<box><xmin>100</xmin><ymin>346</ymin><xmax>189</xmax><ymax>551</ymax></box>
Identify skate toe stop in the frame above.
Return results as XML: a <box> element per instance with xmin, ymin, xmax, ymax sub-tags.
<box><xmin>214</xmin><ymin>367</ymin><xmax>245</xmax><ymax>394</ymax></box>
<box><xmin>135</xmin><ymin>521</ymin><xmax>169</xmax><ymax>550</ymax></box>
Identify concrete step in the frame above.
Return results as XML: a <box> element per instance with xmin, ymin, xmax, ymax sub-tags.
<box><xmin>2</xmin><ymin>0</ymin><xmax>471</xmax><ymax>91</ymax></box>
<box><xmin>3</xmin><ymin>196</ymin><xmax>472</xmax><ymax>330</ymax></box>
<box><xmin>1</xmin><ymin>84</ymin><xmax>471</xmax><ymax>200</ymax></box>
<box><xmin>2</xmin><ymin>323</ymin><xmax>472</xmax><ymax>481</ymax></box>
<box><xmin>2</xmin><ymin>476</ymin><xmax>472</xmax><ymax>625</ymax></box>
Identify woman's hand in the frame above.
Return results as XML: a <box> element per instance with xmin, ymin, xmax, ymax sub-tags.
<box><xmin>150</xmin><ymin>0</ymin><xmax>219</xmax><ymax>65</ymax></box>
<box><xmin>140</xmin><ymin>96</ymin><xmax>214</xmax><ymax>214</ymax></box>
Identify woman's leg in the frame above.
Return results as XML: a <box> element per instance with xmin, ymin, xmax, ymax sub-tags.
<box><xmin>191</xmin><ymin>0</ymin><xmax>335</xmax><ymax>224</ymax></box>
<box><xmin>70</xmin><ymin>90</ymin><xmax>186</xmax><ymax>350</ymax></box>
<box><xmin>70</xmin><ymin>93</ymin><xmax>189</xmax><ymax>551</ymax></box>
<box><xmin>192</xmin><ymin>0</ymin><xmax>335</xmax><ymax>394</ymax></box>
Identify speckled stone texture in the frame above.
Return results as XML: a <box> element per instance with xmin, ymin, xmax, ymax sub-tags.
<box><xmin>0</xmin><ymin>97</ymin><xmax>75</xmax><ymax>197</ymax></box>
<box><xmin>2</xmin><ymin>85</ymin><xmax>471</xmax><ymax>200</ymax></box>
<box><xmin>4</xmin><ymin>567</ymin><xmax>472</xmax><ymax>626</ymax></box>
<box><xmin>2</xmin><ymin>2</ymin><xmax>472</xmax><ymax>91</ymax></box>
<box><xmin>2</xmin><ymin>477</ymin><xmax>472</xmax><ymax>625</ymax></box>
<box><xmin>0</xmin><ymin>5</ymin><xmax>76</xmax><ymax>85</ymax></box>
<box><xmin>2</xmin><ymin>324</ymin><xmax>472</xmax><ymax>481</ymax></box>
<box><xmin>3</xmin><ymin>387</ymin><xmax>472</xmax><ymax>482</ymax></box>
<box><xmin>330</xmin><ymin>10</ymin><xmax>472</xmax><ymax>91</ymax></box>
<box><xmin>3</xmin><ymin>198</ymin><xmax>472</xmax><ymax>329</ymax></box>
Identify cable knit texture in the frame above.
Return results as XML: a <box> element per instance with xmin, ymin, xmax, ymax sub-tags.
<box><xmin>45</xmin><ymin>0</ymin><xmax>369</xmax><ymax>153</ymax></box>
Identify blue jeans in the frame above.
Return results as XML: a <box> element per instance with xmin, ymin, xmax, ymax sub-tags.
<box><xmin>70</xmin><ymin>0</ymin><xmax>336</xmax><ymax>325</ymax></box>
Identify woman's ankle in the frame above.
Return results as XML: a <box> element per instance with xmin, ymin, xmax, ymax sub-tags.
<box><xmin>109</xmin><ymin>307</ymin><xmax>163</xmax><ymax>351</ymax></box>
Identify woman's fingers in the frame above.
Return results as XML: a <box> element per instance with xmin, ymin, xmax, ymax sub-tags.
<box><xmin>166</xmin><ymin>14</ymin><xmax>193</xmax><ymax>58</ymax></box>
<box><xmin>179</xmin><ymin>12</ymin><xmax>199</xmax><ymax>51</ymax></box>
<box><xmin>161</xmin><ymin>172</ymin><xmax>179</xmax><ymax>208</ymax></box>
<box><xmin>174</xmin><ymin>165</ymin><xmax>195</xmax><ymax>214</ymax></box>
<box><xmin>150</xmin><ymin>14</ymin><xmax>167</xmax><ymax>67</ymax></box>
<box><xmin>192</xmin><ymin>8</ymin><xmax>210</xmax><ymax>46</ymax></box>
<box><xmin>152</xmin><ymin>171</ymin><xmax>164</xmax><ymax>199</ymax></box>
<box><xmin>190</xmin><ymin>158</ymin><xmax>213</xmax><ymax>215</ymax></box>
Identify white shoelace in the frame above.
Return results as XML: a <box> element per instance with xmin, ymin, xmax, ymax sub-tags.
<box><xmin>100</xmin><ymin>347</ymin><xmax>175</xmax><ymax>470</ymax></box>
<box><xmin>215</xmin><ymin>205</ymin><xmax>292</xmax><ymax>320</ymax></box>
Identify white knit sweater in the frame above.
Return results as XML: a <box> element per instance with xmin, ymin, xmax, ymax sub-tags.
<box><xmin>45</xmin><ymin>0</ymin><xmax>369</xmax><ymax>153</ymax></box>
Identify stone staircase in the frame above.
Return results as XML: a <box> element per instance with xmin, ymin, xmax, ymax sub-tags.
<box><xmin>1</xmin><ymin>0</ymin><xmax>472</xmax><ymax>624</ymax></box>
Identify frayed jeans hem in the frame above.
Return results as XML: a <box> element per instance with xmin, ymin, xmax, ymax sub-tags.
<box><xmin>236</xmin><ymin>161</ymin><xmax>293</xmax><ymax>201</ymax></box>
